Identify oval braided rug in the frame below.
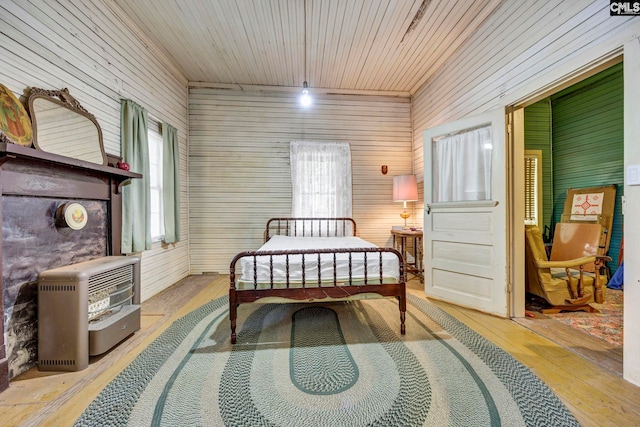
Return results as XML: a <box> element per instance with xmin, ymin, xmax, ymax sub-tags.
<box><xmin>75</xmin><ymin>295</ymin><xmax>578</xmax><ymax>427</ymax></box>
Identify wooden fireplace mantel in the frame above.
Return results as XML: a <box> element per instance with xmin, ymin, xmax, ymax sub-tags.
<box><xmin>0</xmin><ymin>143</ymin><xmax>141</xmax><ymax>392</ymax></box>
<box><xmin>0</xmin><ymin>143</ymin><xmax>141</xmax><ymax>252</ymax></box>
<box><xmin>0</xmin><ymin>143</ymin><xmax>140</xmax><ymax>187</ymax></box>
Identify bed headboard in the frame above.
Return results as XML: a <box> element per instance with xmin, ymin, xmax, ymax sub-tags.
<box><xmin>265</xmin><ymin>217</ymin><xmax>357</xmax><ymax>241</ymax></box>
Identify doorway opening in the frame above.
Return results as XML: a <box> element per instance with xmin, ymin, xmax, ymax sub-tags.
<box><xmin>513</xmin><ymin>60</ymin><xmax>624</xmax><ymax>374</ymax></box>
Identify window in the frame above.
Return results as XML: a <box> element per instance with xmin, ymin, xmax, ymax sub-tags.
<box><xmin>432</xmin><ymin>125</ymin><xmax>493</xmax><ymax>202</ymax></box>
<box><xmin>148</xmin><ymin>117</ymin><xmax>164</xmax><ymax>242</ymax></box>
<box><xmin>290</xmin><ymin>141</ymin><xmax>352</xmax><ymax>234</ymax></box>
<box><xmin>524</xmin><ymin>150</ymin><xmax>542</xmax><ymax>226</ymax></box>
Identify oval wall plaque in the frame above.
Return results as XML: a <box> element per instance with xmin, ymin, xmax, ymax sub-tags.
<box><xmin>55</xmin><ymin>202</ymin><xmax>88</xmax><ymax>230</ymax></box>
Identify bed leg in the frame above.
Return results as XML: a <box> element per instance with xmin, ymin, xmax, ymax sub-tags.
<box><xmin>230</xmin><ymin>307</ymin><xmax>237</xmax><ymax>344</ymax></box>
<box><xmin>398</xmin><ymin>293</ymin><xmax>407</xmax><ymax>335</ymax></box>
<box><xmin>231</xmin><ymin>320</ymin><xmax>237</xmax><ymax>344</ymax></box>
<box><xmin>230</xmin><ymin>292</ymin><xmax>238</xmax><ymax>344</ymax></box>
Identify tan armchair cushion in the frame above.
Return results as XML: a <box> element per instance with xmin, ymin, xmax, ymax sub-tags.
<box><xmin>525</xmin><ymin>225</ymin><xmax>601</xmax><ymax>307</ymax></box>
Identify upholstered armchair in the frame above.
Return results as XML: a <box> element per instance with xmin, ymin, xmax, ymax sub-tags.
<box><xmin>524</xmin><ymin>225</ymin><xmax>609</xmax><ymax>314</ymax></box>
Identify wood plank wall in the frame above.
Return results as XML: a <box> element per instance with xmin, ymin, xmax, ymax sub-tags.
<box><xmin>411</xmin><ymin>0</ymin><xmax>639</xmax><ymax>230</ymax></box>
<box><xmin>409</xmin><ymin>1</ymin><xmax>640</xmax><ymax>387</ymax></box>
<box><xmin>550</xmin><ymin>64</ymin><xmax>624</xmax><ymax>270</ymax></box>
<box><xmin>523</xmin><ymin>100</ymin><xmax>553</xmax><ymax>235</ymax></box>
<box><xmin>0</xmin><ymin>0</ymin><xmax>190</xmax><ymax>300</ymax></box>
<box><xmin>188</xmin><ymin>88</ymin><xmax>412</xmax><ymax>274</ymax></box>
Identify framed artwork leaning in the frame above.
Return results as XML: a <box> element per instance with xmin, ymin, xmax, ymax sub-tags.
<box><xmin>0</xmin><ymin>83</ymin><xmax>33</xmax><ymax>146</ymax></box>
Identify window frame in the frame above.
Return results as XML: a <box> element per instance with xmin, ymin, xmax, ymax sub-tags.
<box><xmin>148</xmin><ymin>116</ymin><xmax>165</xmax><ymax>243</ymax></box>
<box><xmin>289</xmin><ymin>141</ymin><xmax>353</xmax><ymax>233</ymax></box>
<box><xmin>524</xmin><ymin>150</ymin><xmax>543</xmax><ymax>227</ymax></box>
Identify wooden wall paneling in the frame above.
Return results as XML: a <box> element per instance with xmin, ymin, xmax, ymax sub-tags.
<box><xmin>0</xmin><ymin>0</ymin><xmax>190</xmax><ymax>303</ymax></box>
<box><xmin>410</xmin><ymin>1</ymin><xmax>638</xmax><ymax>370</ymax></box>
<box><xmin>413</xmin><ymin>0</ymin><xmax>559</xmax><ymax>123</ymax></box>
<box><xmin>408</xmin><ymin>0</ymin><xmax>639</xmax><ymax>385</ymax></box>
<box><xmin>550</xmin><ymin>64</ymin><xmax>624</xmax><ymax>270</ymax></box>
<box><xmin>412</xmin><ymin>1</ymin><xmax>638</xmax><ymax>203</ymax></box>
<box><xmin>401</xmin><ymin>0</ymin><xmax>501</xmax><ymax>94</ymax></box>
<box><xmin>523</xmin><ymin>99</ymin><xmax>553</xmax><ymax>233</ymax></box>
<box><xmin>189</xmin><ymin>89</ymin><xmax>412</xmax><ymax>274</ymax></box>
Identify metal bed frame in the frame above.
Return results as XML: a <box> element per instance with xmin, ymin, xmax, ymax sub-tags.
<box><xmin>229</xmin><ymin>217</ymin><xmax>406</xmax><ymax>344</ymax></box>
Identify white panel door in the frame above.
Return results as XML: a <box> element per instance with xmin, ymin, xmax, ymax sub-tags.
<box><xmin>423</xmin><ymin>109</ymin><xmax>508</xmax><ymax>317</ymax></box>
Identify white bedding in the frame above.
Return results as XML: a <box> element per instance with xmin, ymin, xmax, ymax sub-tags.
<box><xmin>238</xmin><ymin>235</ymin><xmax>400</xmax><ymax>286</ymax></box>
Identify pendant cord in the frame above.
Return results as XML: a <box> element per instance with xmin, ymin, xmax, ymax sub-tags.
<box><xmin>303</xmin><ymin>0</ymin><xmax>307</xmax><ymax>84</ymax></box>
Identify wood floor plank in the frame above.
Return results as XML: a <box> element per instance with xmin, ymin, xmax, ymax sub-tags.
<box><xmin>0</xmin><ymin>274</ymin><xmax>226</xmax><ymax>427</ymax></box>
<box><xmin>514</xmin><ymin>315</ymin><xmax>623</xmax><ymax>374</ymax></box>
<box><xmin>0</xmin><ymin>276</ymin><xmax>638</xmax><ymax>426</ymax></box>
<box><xmin>409</xmin><ymin>283</ymin><xmax>640</xmax><ymax>426</ymax></box>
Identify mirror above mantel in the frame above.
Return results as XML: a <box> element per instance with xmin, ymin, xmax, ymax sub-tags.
<box><xmin>27</xmin><ymin>87</ymin><xmax>107</xmax><ymax>165</ymax></box>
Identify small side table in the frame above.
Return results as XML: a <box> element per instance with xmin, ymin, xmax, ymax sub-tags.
<box><xmin>391</xmin><ymin>229</ymin><xmax>424</xmax><ymax>283</ymax></box>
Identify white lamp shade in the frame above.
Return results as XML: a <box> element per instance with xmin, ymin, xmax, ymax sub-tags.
<box><xmin>393</xmin><ymin>174</ymin><xmax>418</xmax><ymax>202</ymax></box>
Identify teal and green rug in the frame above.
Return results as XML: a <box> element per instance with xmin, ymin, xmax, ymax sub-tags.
<box><xmin>75</xmin><ymin>295</ymin><xmax>578</xmax><ymax>426</ymax></box>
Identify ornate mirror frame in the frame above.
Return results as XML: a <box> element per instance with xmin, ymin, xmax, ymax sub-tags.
<box><xmin>27</xmin><ymin>87</ymin><xmax>107</xmax><ymax>165</ymax></box>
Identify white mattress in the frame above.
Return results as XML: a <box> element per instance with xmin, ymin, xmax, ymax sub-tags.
<box><xmin>238</xmin><ymin>235</ymin><xmax>400</xmax><ymax>286</ymax></box>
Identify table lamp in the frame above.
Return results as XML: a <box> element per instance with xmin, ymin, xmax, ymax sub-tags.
<box><xmin>393</xmin><ymin>174</ymin><xmax>418</xmax><ymax>227</ymax></box>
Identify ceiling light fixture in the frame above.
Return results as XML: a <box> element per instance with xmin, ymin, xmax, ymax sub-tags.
<box><xmin>300</xmin><ymin>81</ymin><xmax>311</xmax><ymax>106</ymax></box>
<box><xmin>300</xmin><ymin>0</ymin><xmax>312</xmax><ymax>107</ymax></box>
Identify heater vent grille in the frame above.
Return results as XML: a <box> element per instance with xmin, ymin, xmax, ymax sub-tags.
<box><xmin>88</xmin><ymin>264</ymin><xmax>133</xmax><ymax>294</ymax></box>
<box><xmin>39</xmin><ymin>359</ymin><xmax>76</xmax><ymax>367</ymax></box>
<box><xmin>87</xmin><ymin>264</ymin><xmax>135</xmax><ymax>321</ymax></box>
<box><xmin>39</xmin><ymin>284</ymin><xmax>77</xmax><ymax>292</ymax></box>
<box><xmin>38</xmin><ymin>256</ymin><xmax>140</xmax><ymax>372</ymax></box>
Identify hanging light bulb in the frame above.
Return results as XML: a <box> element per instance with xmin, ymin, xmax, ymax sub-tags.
<box><xmin>300</xmin><ymin>81</ymin><xmax>312</xmax><ymax>106</ymax></box>
<box><xmin>299</xmin><ymin>0</ymin><xmax>312</xmax><ymax>107</ymax></box>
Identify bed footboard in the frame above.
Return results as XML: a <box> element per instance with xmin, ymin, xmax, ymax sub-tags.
<box><xmin>229</xmin><ymin>247</ymin><xmax>406</xmax><ymax>344</ymax></box>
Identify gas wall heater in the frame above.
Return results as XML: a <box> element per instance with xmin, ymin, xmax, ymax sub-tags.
<box><xmin>37</xmin><ymin>256</ymin><xmax>141</xmax><ymax>372</ymax></box>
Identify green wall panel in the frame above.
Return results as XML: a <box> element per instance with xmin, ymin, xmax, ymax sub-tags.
<box><xmin>524</xmin><ymin>99</ymin><xmax>553</xmax><ymax>238</ymax></box>
<box><xmin>524</xmin><ymin>63</ymin><xmax>623</xmax><ymax>274</ymax></box>
<box><xmin>551</xmin><ymin>63</ymin><xmax>624</xmax><ymax>272</ymax></box>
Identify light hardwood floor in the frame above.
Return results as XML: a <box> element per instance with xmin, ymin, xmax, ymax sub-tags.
<box><xmin>1</xmin><ymin>275</ymin><xmax>639</xmax><ymax>426</ymax></box>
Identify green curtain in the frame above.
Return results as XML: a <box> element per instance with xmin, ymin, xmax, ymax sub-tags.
<box><xmin>121</xmin><ymin>99</ymin><xmax>151</xmax><ymax>253</ymax></box>
<box><xmin>162</xmin><ymin>122</ymin><xmax>180</xmax><ymax>243</ymax></box>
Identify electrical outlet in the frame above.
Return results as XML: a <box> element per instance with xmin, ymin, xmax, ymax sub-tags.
<box><xmin>627</xmin><ymin>165</ymin><xmax>640</xmax><ymax>185</ymax></box>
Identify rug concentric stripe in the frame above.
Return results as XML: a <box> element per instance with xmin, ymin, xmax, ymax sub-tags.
<box><xmin>290</xmin><ymin>306</ymin><xmax>358</xmax><ymax>395</ymax></box>
<box><xmin>360</xmin><ymin>300</ymin><xmax>501</xmax><ymax>427</ymax></box>
<box><xmin>219</xmin><ymin>301</ymin><xmax>433</xmax><ymax>426</ymax></box>
<box><xmin>74</xmin><ymin>296</ymin><xmax>228</xmax><ymax>427</ymax></box>
<box><xmin>151</xmin><ymin>308</ymin><xmax>228</xmax><ymax>426</ymax></box>
<box><xmin>74</xmin><ymin>295</ymin><xmax>579</xmax><ymax>427</ymax></box>
<box><xmin>407</xmin><ymin>294</ymin><xmax>579</xmax><ymax>426</ymax></box>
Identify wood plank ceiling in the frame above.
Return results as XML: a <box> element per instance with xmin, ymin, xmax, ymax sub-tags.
<box><xmin>111</xmin><ymin>0</ymin><xmax>501</xmax><ymax>95</ymax></box>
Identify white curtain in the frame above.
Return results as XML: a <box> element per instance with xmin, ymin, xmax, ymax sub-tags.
<box><xmin>433</xmin><ymin>125</ymin><xmax>493</xmax><ymax>202</ymax></box>
<box><xmin>290</xmin><ymin>141</ymin><xmax>352</xmax><ymax>220</ymax></box>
